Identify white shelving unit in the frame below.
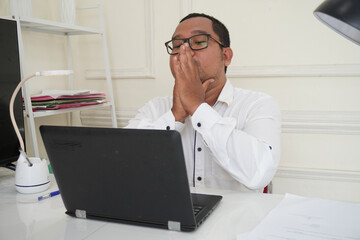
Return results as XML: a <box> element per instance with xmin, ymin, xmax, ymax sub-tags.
<box><xmin>6</xmin><ymin>4</ymin><xmax>118</xmax><ymax>157</ymax></box>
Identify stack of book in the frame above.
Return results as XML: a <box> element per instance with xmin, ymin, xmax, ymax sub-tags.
<box><xmin>26</xmin><ymin>90</ymin><xmax>107</xmax><ymax>111</ymax></box>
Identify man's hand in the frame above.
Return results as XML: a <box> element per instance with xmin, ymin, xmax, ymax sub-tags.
<box><xmin>171</xmin><ymin>83</ymin><xmax>188</xmax><ymax>123</ymax></box>
<box><xmin>171</xmin><ymin>43</ymin><xmax>214</xmax><ymax>120</ymax></box>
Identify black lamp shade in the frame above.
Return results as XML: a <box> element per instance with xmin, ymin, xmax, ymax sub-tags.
<box><xmin>314</xmin><ymin>0</ymin><xmax>360</xmax><ymax>46</ymax></box>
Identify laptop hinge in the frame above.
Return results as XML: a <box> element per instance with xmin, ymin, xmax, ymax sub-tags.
<box><xmin>75</xmin><ymin>209</ymin><xmax>87</xmax><ymax>219</ymax></box>
<box><xmin>168</xmin><ymin>221</ymin><xmax>181</xmax><ymax>231</ymax></box>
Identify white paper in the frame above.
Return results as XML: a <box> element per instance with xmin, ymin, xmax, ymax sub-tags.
<box><xmin>237</xmin><ymin>194</ymin><xmax>360</xmax><ymax>240</ymax></box>
<box><xmin>40</xmin><ymin>89</ymin><xmax>92</xmax><ymax>97</ymax></box>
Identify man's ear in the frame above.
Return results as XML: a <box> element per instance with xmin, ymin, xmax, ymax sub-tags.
<box><xmin>223</xmin><ymin>47</ymin><xmax>233</xmax><ymax>67</ymax></box>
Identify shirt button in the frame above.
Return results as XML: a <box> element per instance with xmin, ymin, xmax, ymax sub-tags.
<box><xmin>197</xmin><ymin>176</ymin><xmax>202</xmax><ymax>181</ymax></box>
<box><xmin>197</xmin><ymin>122</ymin><xmax>201</xmax><ymax>127</ymax></box>
<box><xmin>197</xmin><ymin>147</ymin><xmax>202</xmax><ymax>152</ymax></box>
<box><xmin>166</xmin><ymin>126</ymin><xmax>170</xmax><ymax>130</ymax></box>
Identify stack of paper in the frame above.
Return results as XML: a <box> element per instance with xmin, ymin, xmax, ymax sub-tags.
<box><xmin>26</xmin><ymin>90</ymin><xmax>107</xmax><ymax>111</ymax></box>
<box><xmin>237</xmin><ymin>194</ymin><xmax>360</xmax><ymax>240</ymax></box>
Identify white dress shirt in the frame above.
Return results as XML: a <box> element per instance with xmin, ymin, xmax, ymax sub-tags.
<box><xmin>126</xmin><ymin>80</ymin><xmax>281</xmax><ymax>192</ymax></box>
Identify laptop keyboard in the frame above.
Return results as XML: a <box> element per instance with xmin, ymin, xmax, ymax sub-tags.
<box><xmin>193</xmin><ymin>205</ymin><xmax>204</xmax><ymax>216</ymax></box>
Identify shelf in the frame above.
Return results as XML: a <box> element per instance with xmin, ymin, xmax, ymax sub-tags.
<box><xmin>19</xmin><ymin>17</ymin><xmax>102</xmax><ymax>35</ymax></box>
<box><xmin>10</xmin><ymin>4</ymin><xmax>117</xmax><ymax>158</ymax></box>
<box><xmin>30</xmin><ymin>102</ymin><xmax>113</xmax><ymax>118</ymax></box>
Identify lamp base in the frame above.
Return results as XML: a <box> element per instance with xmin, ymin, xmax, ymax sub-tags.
<box><xmin>15</xmin><ymin>155</ymin><xmax>50</xmax><ymax>194</ymax></box>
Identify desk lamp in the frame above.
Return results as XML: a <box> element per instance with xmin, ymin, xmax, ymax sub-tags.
<box><xmin>314</xmin><ymin>0</ymin><xmax>360</xmax><ymax>46</ymax></box>
<box><xmin>9</xmin><ymin>70</ymin><xmax>73</xmax><ymax>194</ymax></box>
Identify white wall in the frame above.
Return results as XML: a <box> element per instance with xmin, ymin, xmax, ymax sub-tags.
<box><xmin>3</xmin><ymin>0</ymin><xmax>360</xmax><ymax>201</ymax></box>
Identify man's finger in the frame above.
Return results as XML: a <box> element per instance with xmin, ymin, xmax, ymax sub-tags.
<box><xmin>202</xmin><ymin>78</ymin><xmax>215</xmax><ymax>92</ymax></box>
<box><xmin>172</xmin><ymin>54</ymin><xmax>184</xmax><ymax>79</ymax></box>
<box><xmin>179</xmin><ymin>43</ymin><xmax>196</xmax><ymax>75</ymax></box>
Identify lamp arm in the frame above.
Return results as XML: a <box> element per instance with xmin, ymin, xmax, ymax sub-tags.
<box><xmin>9</xmin><ymin>73</ymin><xmax>36</xmax><ymax>152</ymax></box>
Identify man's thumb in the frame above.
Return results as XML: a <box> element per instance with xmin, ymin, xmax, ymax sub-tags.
<box><xmin>202</xmin><ymin>78</ymin><xmax>215</xmax><ymax>91</ymax></box>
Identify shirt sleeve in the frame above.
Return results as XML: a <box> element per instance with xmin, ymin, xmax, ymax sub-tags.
<box><xmin>125</xmin><ymin>97</ymin><xmax>185</xmax><ymax>132</ymax></box>
<box><xmin>191</xmin><ymin>98</ymin><xmax>281</xmax><ymax>190</ymax></box>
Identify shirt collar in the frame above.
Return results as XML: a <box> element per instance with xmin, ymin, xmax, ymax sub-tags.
<box><xmin>216</xmin><ymin>79</ymin><xmax>234</xmax><ymax>106</ymax></box>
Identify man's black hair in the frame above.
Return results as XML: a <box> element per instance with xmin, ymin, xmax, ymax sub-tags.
<box><xmin>180</xmin><ymin>13</ymin><xmax>230</xmax><ymax>72</ymax></box>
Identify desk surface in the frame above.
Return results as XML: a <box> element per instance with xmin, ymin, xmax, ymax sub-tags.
<box><xmin>0</xmin><ymin>168</ymin><xmax>283</xmax><ymax>240</ymax></box>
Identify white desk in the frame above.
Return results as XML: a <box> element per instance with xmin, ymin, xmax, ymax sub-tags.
<box><xmin>0</xmin><ymin>168</ymin><xmax>283</xmax><ymax>240</ymax></box>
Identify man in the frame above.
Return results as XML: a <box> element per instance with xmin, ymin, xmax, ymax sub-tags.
<box><xmin>127</xmin><ymin>13</ymin><xmax>281</xmax><ymax>192</ymax></box>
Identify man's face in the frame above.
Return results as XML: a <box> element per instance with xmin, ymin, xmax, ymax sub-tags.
<box><xmin>169</xmin><ymin>17</ymin><xmax>227</xmax><ymax>83</ymax></box>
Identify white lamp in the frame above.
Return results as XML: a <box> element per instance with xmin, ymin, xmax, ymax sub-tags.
<box><xmin>9</xmin><ymin>70</ymin><xmax>73</xmax><ymax>194</ymax></box>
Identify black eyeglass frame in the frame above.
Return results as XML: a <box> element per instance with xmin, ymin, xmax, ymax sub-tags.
<box><xmin>164</xmin><ymin>34</ymin><xmax>225</xmax><ymax>55</ymax></box>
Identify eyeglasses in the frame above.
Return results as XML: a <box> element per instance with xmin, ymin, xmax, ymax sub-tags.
<box><xmin>165</xmin><ymin>34</ymin><xmax>225</xmax><ymax>55</ymax></box>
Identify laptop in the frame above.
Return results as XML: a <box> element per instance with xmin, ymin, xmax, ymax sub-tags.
<box><xmin>40</xmin><ymin>125</ymin><xmax>222</xmax><ymax>231</ymax></box>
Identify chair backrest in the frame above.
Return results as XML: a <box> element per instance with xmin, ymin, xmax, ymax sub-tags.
<box><xmin>263</xmin><ymin>181</ymin><xmax>273</xmax><ymax>194</ymax></box>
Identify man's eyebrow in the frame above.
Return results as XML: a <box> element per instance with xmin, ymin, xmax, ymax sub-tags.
<box><xmin>172</xmin><ymin>30</ymin><xmax>209</xmax><ymax>40</ymax></box>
